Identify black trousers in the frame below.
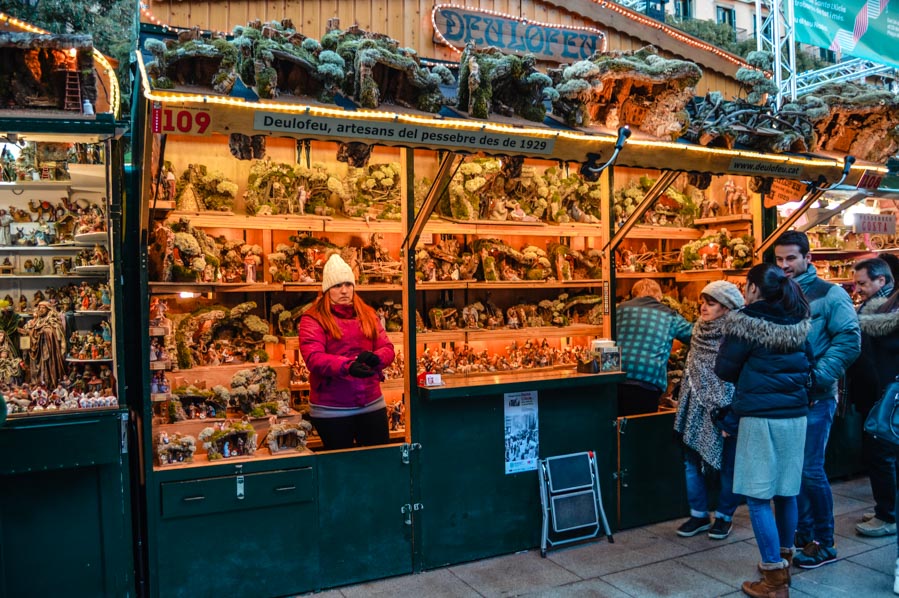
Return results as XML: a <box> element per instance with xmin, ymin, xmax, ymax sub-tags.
<box><xmin>311</xmin><ymin>407</ymin><xmax>390</xmax><ymax>451</ymax></box>
<box><xmin>616</xmin><ymin>383</ymin><xmax>662</xmax><ymax>417</ymax></box>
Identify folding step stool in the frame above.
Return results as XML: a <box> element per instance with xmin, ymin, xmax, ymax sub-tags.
<box><xmin>538</xmin><ymin>450</ymin><xmax>613</xmax><ymax>557</ymax></box>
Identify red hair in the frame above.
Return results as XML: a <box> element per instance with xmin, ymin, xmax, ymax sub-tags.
<box><xmin>305</xmin><ymin>292</ymin><xmax>380</xmax><ymax>340</ymax></box>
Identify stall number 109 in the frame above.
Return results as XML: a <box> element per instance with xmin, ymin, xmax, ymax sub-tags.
<box><xmin>153</xmin><ymin>108</ymin><xmax>211</xmax><ymax>135</ymax></box>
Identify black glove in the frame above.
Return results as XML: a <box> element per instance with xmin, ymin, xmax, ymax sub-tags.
<box><xmin>348</xmin><ymin>361</ymin><xmax>376</xmax><ymax>378</ymax></box>
<box><xmin>356</xmin><ymin>351</ymin><xmax>380</xmax><ymax>367</ymax></box>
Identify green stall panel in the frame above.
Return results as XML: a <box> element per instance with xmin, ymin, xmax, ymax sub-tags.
<box><xmin>617</xmin><ymin>411</ymin><xmax>689</xmax><ymax>529</ymax></box>
<box><xmin>416</xmin><ymin>375</ymin><xmax>619</xmax><ymax>569</ymax></box>
<box><xmin>317</xmin><ymin>445</ymin><xmax>413</xmax><ymax>588</ymax></box>
<box><xmin>0</xmin><ymin>413</ymin><xmax>132</xmax><ymax>597</ymax></box>
<box><xmin>154</xmin><ymin>465</ymin><xmax>318</xmax><ymax>598</ymax></box>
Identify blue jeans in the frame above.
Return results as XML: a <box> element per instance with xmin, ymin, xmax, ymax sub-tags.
<box><xmin>747</xmin><ymin>495</ymin><xmax>798</xmax><ymax>564</ymax></box>
<box><xmin>796</xmin><ymin>398</ymin><xmax>837</xmax><ymax>546</ymax></box>
<box><xmin>684</xmin><ymin>437</ymin><xmax>739</xmax><ymax>520</ymax></box>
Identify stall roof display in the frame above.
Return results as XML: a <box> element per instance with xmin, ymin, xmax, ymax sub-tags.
<box><xmin>137</xmin><ymin>21</ymin><xmax>884</xmax><ymax>186</ymax></box>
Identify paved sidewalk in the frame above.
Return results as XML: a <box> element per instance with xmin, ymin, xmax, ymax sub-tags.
<box><xmin>306</xmin><ymin>476</ymin><xmax>897</xmax><ymax>597</ymax></box>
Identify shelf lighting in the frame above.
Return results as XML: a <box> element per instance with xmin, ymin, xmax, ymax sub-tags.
<box><xmin>179</xmin><ymin>291</ymin><xmax>200</xmax><ymax>299</ymax></box>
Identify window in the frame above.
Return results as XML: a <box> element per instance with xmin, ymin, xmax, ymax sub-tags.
<box><xmin>717</xmin><ymin>6</ymin><xmax>736</xmax><ymax>30</ymax></box>
<box><xmin>675</xmin><ymin>0</ymin><xmax>693</xmax><ymax>20</ymax></box>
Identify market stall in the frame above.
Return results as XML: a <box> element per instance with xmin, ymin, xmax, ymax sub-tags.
<box><xmin>0</xmin><ymin>18</ymin><xmax>134</xmax><ymax>597</ymax></box>
<box><xmin>126</xmin><ymin>3</ymin><xmax>888</xmax><ymax>594</ymax></box>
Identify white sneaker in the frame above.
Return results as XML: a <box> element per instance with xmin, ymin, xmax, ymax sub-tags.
<box><xmin>894</xmin><ymin>558</ymin><xmax>899</xmax><ymax>595</ymax></box>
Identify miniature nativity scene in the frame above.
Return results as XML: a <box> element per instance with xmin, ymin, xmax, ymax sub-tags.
<box><xmin>0</xmin><ymin>298</ymin><xmax>117</xmax><ymax>415</ymax></box>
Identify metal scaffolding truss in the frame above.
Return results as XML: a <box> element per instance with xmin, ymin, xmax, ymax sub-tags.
<box><xmin>757</xmin><ymin>0</ymin><xmax>896</xmax><ymax>105</ymax></box>
<box><xmin>756</xmin><ymin>0</ymin><xmax>797</xmax><ymax>106</ymax></box>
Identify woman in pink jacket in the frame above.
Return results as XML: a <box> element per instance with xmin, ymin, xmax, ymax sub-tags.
<box><xmin>299</xmin><ymin>253</ymin><xmax>396</xmax><ymax>450</ymax></box>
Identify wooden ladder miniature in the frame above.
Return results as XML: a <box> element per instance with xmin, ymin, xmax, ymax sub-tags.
<box><xmin>63</xmin><ymin>70</ymin><xmax>81</xmax><ymax>111</ymax></box>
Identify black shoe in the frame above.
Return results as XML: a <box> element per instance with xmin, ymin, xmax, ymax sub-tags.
<box><xmin>677</xmin><ymin>516</ymin><xmax>711</xmax><ymax>537</ymax></box>
<box><xmin>708</xmin><ymin>518</ymin><xmax>733</xmax><ymax>540</ymax></box>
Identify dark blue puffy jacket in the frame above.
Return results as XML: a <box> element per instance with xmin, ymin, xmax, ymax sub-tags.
<box><xmin>714</xmin><ymin>301</ymin><xmax>813</xmax><ymax>420</ymax></box>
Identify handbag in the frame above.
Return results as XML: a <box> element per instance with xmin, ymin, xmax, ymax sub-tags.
<box><xmin>864</xmin><ymin>378</ymin><xmax>899</xmax><ymax>448</ymax></box>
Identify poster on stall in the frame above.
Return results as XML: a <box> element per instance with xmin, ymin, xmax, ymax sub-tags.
<box><xmin>504</xmin><ymin>390</ymin><xmax>539</xmax><ymax>474</ymax></box>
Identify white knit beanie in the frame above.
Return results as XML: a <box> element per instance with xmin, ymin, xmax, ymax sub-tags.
<box><xmin>322</xmin><ymin>253</ymin><xmax>355</xmax><ymax>292</ymax></box>
<box><xmin>700</xmin><ymin>280</ymin><xmax>745</xmax><ymax>311</ymax></box>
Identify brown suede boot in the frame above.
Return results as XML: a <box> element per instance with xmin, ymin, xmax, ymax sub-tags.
<box><xmin>756</xmin><ymin>549</ymin><xmax>793</xmax><ymax>585</ymax></box>
<box><xmin>743</xmin><ymin>559</ymin><xmax>790</xmax><ymax>597</ymax></box>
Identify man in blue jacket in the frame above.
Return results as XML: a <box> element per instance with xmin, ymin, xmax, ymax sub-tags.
<box><xmin>774</xmin><ymin>230</ymin><xmax>861</xmax><ymax>569</ymax></box>
<box><xmin>616</xmin><ymin>279</ymin><xmax>692</xmax><ymax>416</ymax></box>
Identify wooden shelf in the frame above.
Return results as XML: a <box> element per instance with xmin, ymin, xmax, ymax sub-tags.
<box><xmin>167</xmin><ymin>212</ymin><xmax>326</xmax><ymax>232</ymax></box>
<box><xmin>615</xmin><ymin>271</ymin><xmax>676</xmax><ymax>279</ymax></box>
<box><xmin>422</xmin><ymin>218</ymin><xmax>603</xmax><ymax>240</ymax></box>
<box><xmin>10</xmin><ymin>272</ymin><xmax>108</xmax><ymax>279</ymax></box>
<box><xmin>149</xmin><ymin>281</ymin><xmax>283</xmax><ymax>293</ymax></box>
<box><xmin>694</xmin><ymin>214</ymin><xmax>753</xmax><ymax>226</ymax></box>
<box><xmin>416</xmin><ymin>324</ymin><xmax>603</xmax><ymax>345</ymax></box>
<box><xmin>283</xmin><ymin>282</ymin><xmax>401</xmax><ymax>292</ymax></box>
<box><xmin>417</xmin><ymin>280</ymin><xmax>470</xmax><ymax>290</ymax></box>
<box><xmin>623</xmin><ymin>226</ymin><xmax>702</xmax><ymax>240</ymax></box>
<box><xmin>674</xmin><ymin>268</ymin><xmax>750</xmax><ymax>282</ymax></box>
<box><xmin>0</xmin><ymin>244</ymin><xmax>90</xmax><ymax>252</ymax></box>
<box><xmin>466</xmin><ymin>323</ymin><xmax>603</xmax><ymax>342</ymax></box>
<box><xmin>323</xmin><ymin>219</ymin><xmax>403</xmax><ymax>233</ymax></box>
<box><xmin>810</xmin><ymin>249</ymin><xmax>875</xmax><ymax>259</ymax></box>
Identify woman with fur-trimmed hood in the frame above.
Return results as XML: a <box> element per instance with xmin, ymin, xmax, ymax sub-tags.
<box><xmin>715</xmin><ymin>263</ymin><xmax>813</xmax><ymax>598</ymax></box>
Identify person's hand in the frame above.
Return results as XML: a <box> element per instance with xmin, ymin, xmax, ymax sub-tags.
<box><xmin>348</xmin><ymin>361</ymin><xmax>376</xmax><ymax>378</ymax></box>
<box><xmin>356</xmin><ymin>351</ymin><xmax>380</xmax><ymax>367</ymax></box>
<box><xmin>721</xmin><ymin>431</ymin><xmax>730</xmax><ymax>438</ymax></box>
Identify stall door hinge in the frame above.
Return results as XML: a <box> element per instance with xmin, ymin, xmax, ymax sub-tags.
<box><xmin>400</xmin><ymin>443</ymin><xmax>422</xmax><ymax>464</ymax></box>
<box><xmin>615</xmin><ymin>418</ymin><xmax>628</xmax><ymax>435</ymax></box>
<box><xmin>401</xmin><ymin>503</ymin><xmax>424</xmax><ymax>525</ymax></box>
<box><xmin>613</xmin><ymin>468</ymin><xmax>630</xmax><ymax>488</ymax></box>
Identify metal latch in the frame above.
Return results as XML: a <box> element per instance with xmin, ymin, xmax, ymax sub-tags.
<box><xmin>401</xmin><ymin>503</ymin><xmax>424</xmax><ymax>525</ymax></box>
<box><xmin>617</xmin><ymin>418</ymin><xmax>628</xmax><ymax>435</ymax></box>
<box><xmin>400</xmin><ymin>443</ymin><xmax>422</xmax><ymax>464</ymax></box>
<box><xmin>236</xmin><ymin>475</ymin><xmax>245</xmax><ymax>500</ymax></box>
<box><xmin>613</xmin><ymin>468</ymin><xmax>629</xmax><ymax>488</ymax></box>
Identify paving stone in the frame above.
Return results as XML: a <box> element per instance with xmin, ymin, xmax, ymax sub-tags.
<box><xmin>832</xmin><ymin>489</ymin><xmax>875</xmax><ymax>516</ymax></box>
<box><xmin>448</xmin><ymin>550</ymin><xmax>580</xmax><ymax>597</ymax></box>
<box><xmin>515</xmin><ymin>578</ymin><xmax>632</xmax><ymax>597</ymax></box>
<box><xmin>339</xmin><ymin>568</ymin><xmax>481</xmax><ymax>598</ymax></box>
<box><xmin>675</xmin><ymin>539</ymin><xmax>771</xmax><ymax>588</ymax></box>
<box><xmin>545</xmin><ymin>527</ymin><xmax>692</xmax><ymax>578</ymax></box>
<box><xmin>847</xmin><ymin>543</ymin><xmax>896</xmax><ymax>576</ymax></box>
<box><xmin>791</xmin><ymin>557</ymin><xmax>894</xmax><ymax>597</ymax></box>
<box><xmin>601</xmin><ymin>558</ymin><xmax>733</xmax><ymax>597</ymax></box>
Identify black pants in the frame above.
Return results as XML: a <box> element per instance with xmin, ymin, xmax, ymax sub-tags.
<box><xmin>617</xmin><ymin>383</ymin><xmax>662</xmax><ymax>417</ymax></box>
<box><xmin>860</xmin><ymin>402</ymin><xmax>898</xmax><ymax>522</ymax></box>
<box><xmin>311</xmin><ymin>407</ymin><xmax>390</xmax><ymax>451</ymax></box>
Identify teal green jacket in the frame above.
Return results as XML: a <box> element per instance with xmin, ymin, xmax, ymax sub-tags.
<box><xmin>616</xmin><ymin>296</ymin><xmax>692</xmax><ymax>392</ymax></box>
<box><xmin>793</xmin><ymin>264</ymin><xmax>860</xmax><ymax>401</ymax></box>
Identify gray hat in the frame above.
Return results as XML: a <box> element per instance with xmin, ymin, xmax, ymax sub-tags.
<box><xmin>700</xmin><ymin>280</ymin><xmax>744</xmax><ymax>310</ymax></box>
